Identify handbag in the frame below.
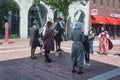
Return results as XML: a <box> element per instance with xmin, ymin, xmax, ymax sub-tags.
<box><xmin>107</xmin><ymin>38</ymin><xmax>113</xmax><ymax>50</ymax></box>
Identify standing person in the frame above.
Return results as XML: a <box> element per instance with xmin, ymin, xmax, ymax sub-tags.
<box><xmin>83</xmin><ymin>35</ymin><xmax>90</xmax><ymax>65</ymax></box>
<box><xmin>71</xmin><ymin>21</ymin><xmax>85</xmax><ymax>74</ymax></box>
<box><xmin>88</xmin><ymin>28</ymin><xmax>95</xmax><ymax>54</ymax></box>
<box><xmin>30</xmin><ymin>21</ymin><xmax>40</xmax><ymax>59</ymax></box>
<box><xmin>38</xmin><ymin>22</ymin><xmax>47</xmax><ymax>54</ymax></box>
<box><xmin>54</xmin><ymin>17</ymin><xmax>65</xmax><ymax>51</ymax></box>
<box><xmin>42</xmin><ymin>21</ymin><xmax>54</xmax><ymax>63</ymax></box>
<box><xmin>97</xmin><ymin>26</ymin><xmax>113</xmax><ymax>55</ymax></box>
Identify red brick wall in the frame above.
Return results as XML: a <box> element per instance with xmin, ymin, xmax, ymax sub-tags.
<box><xmin>90</xmin><ymin>0</ymin><xmax>120</xmax><ymax>17</ymax></box>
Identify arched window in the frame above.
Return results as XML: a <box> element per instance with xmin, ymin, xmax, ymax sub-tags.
<box><xmin>119</xmin><ymin>0</ymin><xmax>120</xmax><ymax>8</ymax></box>
<box><xmin>100</xmin><ymin>0</ymin><xmax>103</xmax><ymax>5</ymax></box>
<box><xmin>107</xmin><ymin>0</ymin><xmax>109</xmax><ymax>7</ymax></box>
<box><xmin>113</xmin><ymin>0</ymin><xmax>115</xmax><ymax>8</ymax></box>
<box><xmin>93</xmin><ymin>0</ymin><xmax>96</xmax><ymax>4</ymax></box>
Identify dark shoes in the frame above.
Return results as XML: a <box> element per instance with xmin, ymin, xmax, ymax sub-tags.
<box><xmin>45</xmin><ymin>58</ymin><xmax>52</xmax><ymax>63</ymax></box>
<box><xmin>72</xmin><ymin>69</ymin><xmax>76</xmax><ymax>73</ymax></box>
<box><xmin>96</xmin><ymin>51</ymin><xmax>102</xmax><ymax>55</ymax></box>
<box><xmin>102</xmin><ymin>53</ymin><xmax>108</xmax><ymax>56</ymax></box>
<box><xmin>59</xmin><ymin>49</ymin><xmax>63</xmax><ymax>51</ymax></box>
<box><xmin>77</xmin><ymin>71</ymin><xmax>84</xmax><ymax>74</ymax></box>
<box><xmin>56</xmin><ymin>49</ymin><xmax>63</xmax><ymax>51</ymax></box>
<box><xmin>72</xmin><ymin>67</ymin><xmax>84</xmax><ymax>74</ymax></box>
<box><xmin>72</xmin><ymin>69</ymin><xmax>84</xmax><ymax>74</ymax></box>
<box><xmin>31</xmin><ymin>56</ymin><xmax>37</xmax><ymax>59</ymax></box>
<box><xmin>97</xmin><ymin>51</ymin><xmax>108</xmax><ymax>56</ymax></box>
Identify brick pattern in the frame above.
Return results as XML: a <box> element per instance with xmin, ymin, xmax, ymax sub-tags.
<box><xmin>0</xmin><ymin>39</ymin><xmax>120</xmax><ymax>80</ymax></box>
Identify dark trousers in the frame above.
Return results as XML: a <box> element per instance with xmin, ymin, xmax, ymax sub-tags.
<box><xmin>83</xmin><ymin>41</ymin><xmax>90</xmax><ymax>63</ymax></box>
<box><xmin>84</xmin><ymin>44</ymin><xmax>90</xmax><ymax>63</ymax></box>
<box><xmin>56</xmin><ymin>41</ymin><xmax>61</xmax><ymax>51</ymax></box>
<box><xmin>45</xmin><ymin>50</ymin><xmax>50</xmax><ymax>60</ymax></box>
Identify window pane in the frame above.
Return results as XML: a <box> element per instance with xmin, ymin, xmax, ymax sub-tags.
<box><xmin>119</xmin><ymin>0</ymin><xmax>120</xmax><ymax>8</ymax></box>
<box><xmin>113</xmin><ymin>0</ymin><xmax>115</xmax><ymax>8</ymax></box>
<box><xmin>94</xmin><ymin>0</ymin><xmax>96</xmax><ymax>4</ymax></box>
<box><xmin>101</xmin><ymin>0</ymin><xmax>103</xmax><ymax>5</ymax></box>
<box><xmin>107</xmin><ymin>0</ymin><xmax>109</xmax><ymax>7</ymax></box>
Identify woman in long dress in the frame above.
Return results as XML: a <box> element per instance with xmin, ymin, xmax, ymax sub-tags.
<box><xmin>98</xmin><ymin>27</ymin><xmax>113</xmax><ymax>55</ymax></box>
<box><xmin>71</xmin><ymin>21</ymin><xmax>85</xmax><ymax>74</ymax></box>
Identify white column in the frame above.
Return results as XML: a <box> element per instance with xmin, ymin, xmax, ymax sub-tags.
<box><xmin>14</xmin><ymin>0</ymin><xmax>33</xmax><ymax>39</ymax></box>
<box><xmin>19</xmin><ymin>10</ymin><xmax>28</xmax><ymax>39</ymax></box>
<box><xmin>84</xmin><ymin>1</ymin><xmax>90</xmax><ymax>36</ymax></box>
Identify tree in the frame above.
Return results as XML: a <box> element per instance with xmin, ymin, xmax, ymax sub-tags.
<box><xmin>0</xmin><ymin>0</ymin><xmax>18</xmax><ymax>19</ymax></box>
<box><xmin>42</xmin><ymin>0</ymin><xmax>74</xmax><ymax>38</ymax></box>
<box><xmin>34</xmin><ymin>0</ymin><xmax>89</xmax><ymax>38</ymax></box>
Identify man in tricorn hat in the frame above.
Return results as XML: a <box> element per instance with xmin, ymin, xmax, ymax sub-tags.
<box><xmin>54</xmin><ymin>16</ymin><xmax>65</xmax><ymax>52</ymax></box>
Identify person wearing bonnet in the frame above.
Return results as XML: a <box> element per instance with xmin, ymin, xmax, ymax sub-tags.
<box><xmin>71</xmin><ymin>21</ymin><xmax>85</xmax><ymax>74</ymax></box>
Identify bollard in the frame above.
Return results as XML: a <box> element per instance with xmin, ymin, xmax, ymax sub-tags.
<box><xmin>5</xmin><ymin>22</ymin><xmax>9</xmax><ymax>43</ymax></box>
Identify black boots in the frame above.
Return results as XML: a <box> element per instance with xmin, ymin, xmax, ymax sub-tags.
<box><xmin>72</xmin><ymin>67</ymin><xmax>76</xmax><ymax>73</ymax></box>
<box><xmin>45</xmin><ymin>54</ymin><xmax>52</xmax><ymax>63</ymax></box>
<box><xmin>72</xmin><ymin>66</ymin><xmax>83</xmax><ymax>74</ymax></box>
<box><xmin>77</xmin><ymin>67</ymin><xmax>83</xmax><ymax>74</ymax></box>
<box><xmin>31</xmin><ymin>55</ymin><xmax>37</xmax><ymax>59</ymax></box>
<box><xmin>31</xmin><ymin>49</ymin><xmax>37</xmax><ymax>59</ymax></box>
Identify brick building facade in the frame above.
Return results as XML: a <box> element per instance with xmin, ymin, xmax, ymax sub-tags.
<box><xmin>91</xmin><ymin>0</ymin><xmax>120</xmax><ymax>17</ymax></box>
<box><xmin>90</xmin><ymin>0</ymin><xmax>120</xmax><ymax>38</ymax></box>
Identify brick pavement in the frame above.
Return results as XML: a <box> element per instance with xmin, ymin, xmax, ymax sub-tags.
<box><xmin>0</xmin><ymin>39</ymin><xmax>120</xmax><ymax>80</ymax></box>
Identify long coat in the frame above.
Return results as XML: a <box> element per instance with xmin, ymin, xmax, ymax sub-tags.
<box><xmin>30</xmin><ymin>26</ymin><xmax>40</xmax><ymax>48</ymax></box>
<box><xmin>54</xmin><ymin>22</ymin><xmax>64</xmax><ymax>42</ymax></box>
<box><xmin>42</xmin><ymin>28</ymin><xmax>54</xmax><ymax>51</ymax></box>
<box><xmin>71</xmin><ymin>28</ymin><xmax>85</xmax><ymax>68</ymax></box>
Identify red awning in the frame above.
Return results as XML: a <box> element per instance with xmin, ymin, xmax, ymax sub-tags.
<box><xmin>117</xmin><ymin>19</ymin><xmax>120</xmax><ymax>24</ymax></box>
<box><xmin>105</xmin><ymin>17</ymin><xmax>119</xmax><ymax>25</ymax></box>
<box><xmin>91</xmin><ymin>16</ymin><xmax>108</xmax><ymax>24</ymax></box>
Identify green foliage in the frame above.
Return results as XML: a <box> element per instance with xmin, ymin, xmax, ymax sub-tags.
<box><xmin>0</xmin><ymin>34</ymin><xmax>19</xmax><ymax>39</ymax></box>
<box><xmin>34</xmin><ymin>0</ymin><xmax>41</xmax><ymax>4</ymax></box>
<box><xmin>0</xmin><ymin>0</ymin><xmax>18</xmax><ymax>16</ymax></box>
<box><xmin>9</xmin><ymin>34</ymin><xmax>19</xmax><ymax>39</ymax></box>
<box><xmin>0</xmin><ymin>35</ymin><xmax>4</xmax><ymax>39</ymax></box>
<box><xmin>33</xmin><ymin>0</ymin><xmax>89</xmax><ymax>38</ymax></box>
<box><xmin>85</xmin><ymin>0</ymin><xmax>89</xmax><ymax>3</ymax></box>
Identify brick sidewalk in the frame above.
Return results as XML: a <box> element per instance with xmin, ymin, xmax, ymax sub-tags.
<box><xmin>0</xmin><ymin>39</ymin><xmax>120</xmax><ymax>80</ymax></box>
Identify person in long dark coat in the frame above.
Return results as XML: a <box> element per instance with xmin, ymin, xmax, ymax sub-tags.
<box><xmin>30</xmin><ymin>22</ymin><xmax>40</xmax><ymax>59</ymax></box>
<box><xmin>83</xmin><ymin>35</ymin><xmax>90</xmax><ymax>65</ymax></box>
<box><xmin>42</xmin><ymin>21</ymin><xmax>54</xmax><ymax>63</ymax></box>
<box><xmin>71</xmin><ymin>21</ymin><xmax>85</xmax><ymax>74</ymax></box>
<box><xmin>54</xmin><ymin>17</ymin><xmax>64</xmax><ymax>51</ymax></box>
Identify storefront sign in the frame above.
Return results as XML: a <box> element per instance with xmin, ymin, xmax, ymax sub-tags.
<box><xmin>91</xmin><ymin>9</ymin><xmax>97</xmax><ymax>15</ymax></box>
<box><xmin>110</xmin><ymin>13</ymin><xmax>120</xmax><ymax>18</ymax></box>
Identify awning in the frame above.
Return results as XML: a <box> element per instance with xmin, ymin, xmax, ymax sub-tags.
<box><xmin>91</xmin><ymin>16</ymin><xmax>108</xmax><ymax>24</ymax></box>
<box><xmin>91</xmin><ymin>16</ymin><xmax>120</xmax><ymax>25</ymax></box>
<box><xmin>105</xmin><ymin>17</ymin><xmax>119</xmax><ymax>25</ymax></box>
<box><xmin>117</xmin><ymin>18</ymin><xmax>120</xmax><ymax>24</ymax></box>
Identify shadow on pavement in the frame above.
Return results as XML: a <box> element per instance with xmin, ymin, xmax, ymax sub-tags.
<box><xmin>0</xmin><ymin>52</ymin><xmax>119</xmax><ymax>80</ymax></box>
<box><xmin>114</xmin><ymin>53</ymin><xmax>120</xmax><ymax>57</ymax></box>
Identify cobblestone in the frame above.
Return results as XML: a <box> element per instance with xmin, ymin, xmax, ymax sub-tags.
<box><xmin>0</xmin><ymin>39</ymin><xmax>120</xmax><ymax>80</ymax></box>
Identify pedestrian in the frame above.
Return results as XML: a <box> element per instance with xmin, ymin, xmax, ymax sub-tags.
<box><xmin>83</xmin><ymin>35</ymin><xmax>90</xmax><ymax>65</ymax></box>
<box><xmin>42</xmin><ymin>21</ymin><xmax>54</xmax><ymax>63</ymax></box>
<box><xmin>71</xmin><ymin>21</ymin><xmax>85</xmax><ymax>74</ymax></box>
<box><xmin>54</xmin><ymin>16</ymin><xmax>65</xmax><ymax>52</ymax></box>
<box><xmin>97</xmin><ymin>26</ymin><xmax>113</xmax><ymax>55</ymax></box>
<box><xmin>88</xmin><ymin>28</ymin><xmax>95</xmax><ymax>54</ymax></box>
<box><xmin>30</xmin><ymin>21</ymin><xmax>40</xmax><ymax>59</ymax></box>
<box><xmin>38</xmin><ymin>22</ymin><xmax>47</xmax><ymax>54</ymax></box>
